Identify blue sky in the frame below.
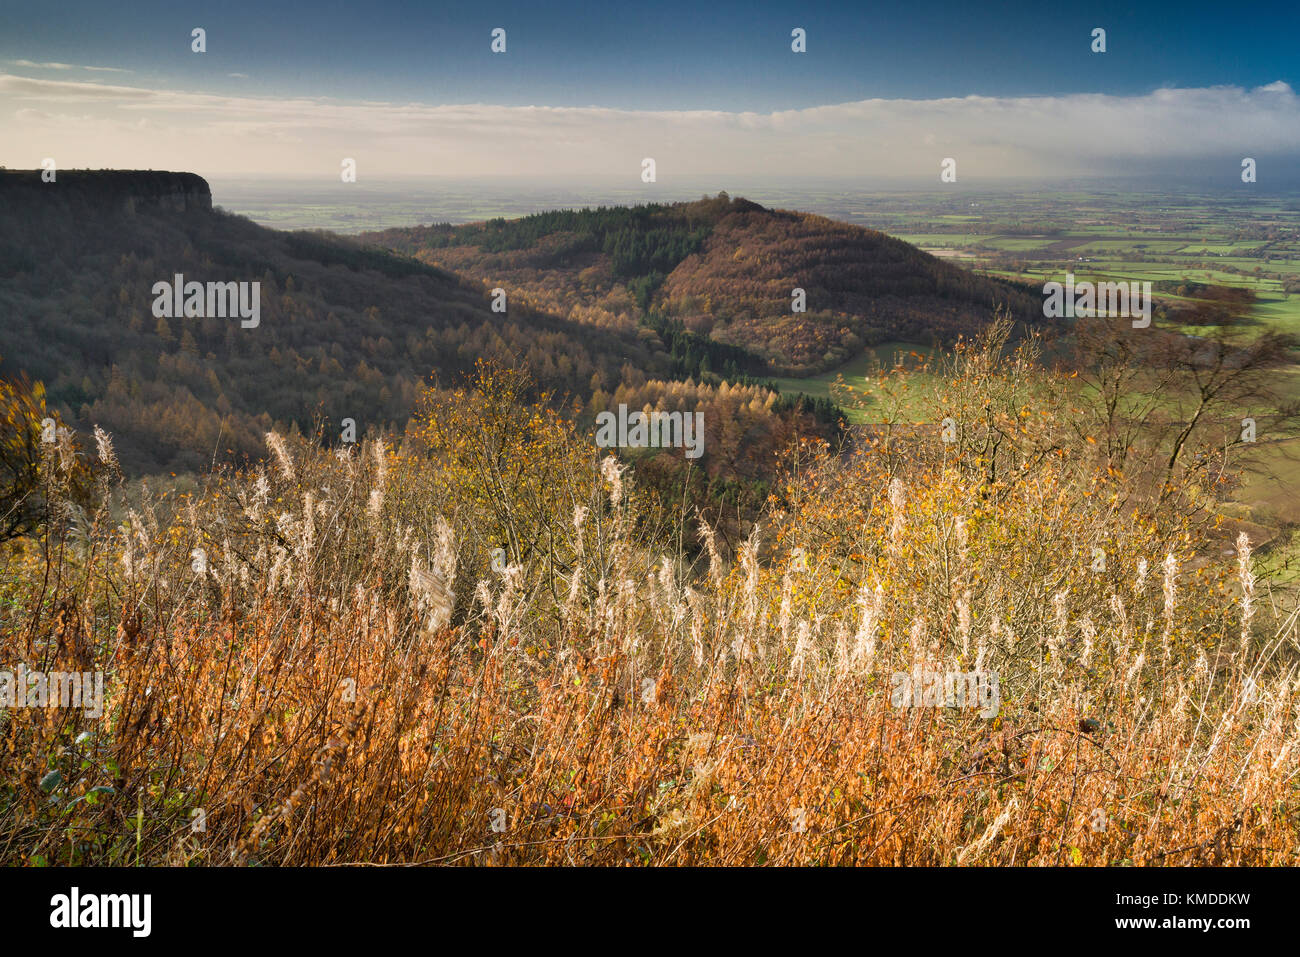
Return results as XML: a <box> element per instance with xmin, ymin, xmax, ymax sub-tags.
<box><xmin>2</xmin><ymin>1</ymin><xmax>1297</xmax><ymax>180</ymax></box>
<box><xmin>3</xmin><ymin>0</ymin><xmax>1296</xmax><ymax>110</ymax></box>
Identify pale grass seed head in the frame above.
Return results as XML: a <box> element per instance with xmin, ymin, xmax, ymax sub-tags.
<box><xmin>601</xmin><ymin>454</ymin><xmax>625</xmax><ymax>508</ymax></box>
<box><xmin>93</xmin><ymin>425</ymin><xmax>118</xmax><ymax>471</ymax></box>
<box><xmin>788</xmin><ymin>620</ymin><xmax>813</xmax><ymax>681</ymax></box>
<box><xmin>888</xmin><ymin>477</ymin><xmax>907</xmax><ymax>546</ymax></box>
<box><xmin>409</xmin><ymin>555</ymin><xmax>454</xmax><ymax>633</ymax></box>
<box><xmin>1079</xmin><ymin>616</ymin><xmax>1096</xmax><ymax>668</ymax></box>
<box><xmin>247</xmin><ymin>470</ymin><xmax>270</xmax><ymax>522</ymax></box>
<box><xmin>852</xmin><ymin>582</ymin><xmax>883</xmax><ymax>669</ymax></box>
<box><xmin>1162</xmin><ymin>553</ymin><xmax>1178</xmax><ymax>647</ymax></box>
<box><xmin>957</xmin><ymin>591</ymin><xmax>972</xmax><ymax>658</ymax></box>
<box><xmin>697</xmin><ymin>518</ymin><xmax>722</xmax><ymax>588</ymax></box>
<box><xmin>266</xmin><ymin>431</ymin><xmax>294</xmax><ymax>482</ymax></box>
<box><xmin>1237</xmin><ymin>532</ymin><xmax>1256</xmax><ymax>651</ymax></box>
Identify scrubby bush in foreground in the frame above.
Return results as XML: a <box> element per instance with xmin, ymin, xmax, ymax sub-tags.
<box><xmin>2</xmin><ymin>347</ymin><xmax>1297</xmax><ymax>866</ymax></box>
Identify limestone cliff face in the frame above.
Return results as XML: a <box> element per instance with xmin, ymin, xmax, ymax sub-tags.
<box><xmin>0</xmin><ymin>170</ymin><xmax>213</xmax><ymax>214</ymax></box>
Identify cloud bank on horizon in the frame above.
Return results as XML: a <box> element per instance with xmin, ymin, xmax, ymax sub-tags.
<box><xmin>2</xmin><ymin>71</ymin><xmax>1297</xmax><ymax>181</ymax></box>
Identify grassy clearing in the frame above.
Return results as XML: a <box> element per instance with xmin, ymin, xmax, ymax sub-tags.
<box><xmin>773</xmin><ymin>343</ymin><xmax>943</xmax><ymax>424</ymax></box>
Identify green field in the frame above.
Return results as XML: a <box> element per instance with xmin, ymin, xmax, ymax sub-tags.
<box><xmin>859</xmin><ymin>189</ymin><xmax>1299</xmax><ymax>336</ymax></box>
<box><xmin>774</xmin><ymin>342</ymin><xmax>945</xmax><ymax>424</ymax></box>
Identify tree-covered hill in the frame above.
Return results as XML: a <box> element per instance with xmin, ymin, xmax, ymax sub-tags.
<box><xmin>658</xmin><ymin>205</ymin><xmax>1042</xmax><ymax>373</ymax></box>
<box><xmin>0</xmin><ymin>173</ymin><xmax>678</xmax><ymax>473</ymax></box>
<box><xmin>0</xmin><ymin>175</ymin><xmax>834</xmax><ymax>487</ymax></box>
<box><xmin>362</xmin><ymin>192</ymin><xmax>1041</xmax><ymax>376</ymax></box>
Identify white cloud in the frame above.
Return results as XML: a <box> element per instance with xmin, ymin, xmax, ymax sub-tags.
<box><xmin>9</xmin><ymin>59</ymin><xmax>132</xmax><ymax>73</ymax></box>
<box><xmin>0</xmin><ymin>73</ymin><xmax>1295</xmax><ymax>179</ymax></box>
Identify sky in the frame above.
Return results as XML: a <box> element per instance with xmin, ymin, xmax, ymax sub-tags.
<box><xmin>1</xmin><ymin>0</ymin><xmax>1297</xmax><ymax>182</ymax></box>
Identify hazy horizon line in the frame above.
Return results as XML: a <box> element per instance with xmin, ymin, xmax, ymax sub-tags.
<box><xmin>5</xmin><ymin>72</ymin><xmax>1297</xmax><ymax>181</ymax></box>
